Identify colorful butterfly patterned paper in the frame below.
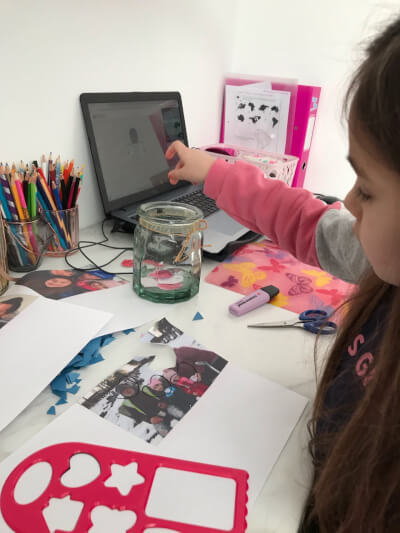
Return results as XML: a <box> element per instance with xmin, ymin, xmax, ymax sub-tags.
<box><xmin>205</xmin><ymin>240</ymin><xmax>355</xmax><ymax>315</ymax></box>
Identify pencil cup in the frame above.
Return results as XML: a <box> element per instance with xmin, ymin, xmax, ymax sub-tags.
<box><xmin>0</xmin><ymin>218</ymin><xmax>9</xmax><ymax>294</ymax></box>
<box><xmin>3</xmin><ymin>217</ymin><xmax>53</xmax><ymax>272</ymax></box>
<box><xmin>43</xmin><ymin>206</ymin><xmax>79</xmax><ymax>257</ymax></box>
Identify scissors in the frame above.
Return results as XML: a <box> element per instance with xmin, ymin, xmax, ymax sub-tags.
<box><xmin>247</xmin><ymin>309</ymin><xmax>337</xmax><ymax>335</ymax></box>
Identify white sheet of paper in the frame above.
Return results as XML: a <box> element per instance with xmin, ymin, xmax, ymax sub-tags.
<box><xmin>239</xmin><ymin>81</ymin><xmax>272</xmax><ymax>92</ymax></box>
<box><xmin>0</xmin><ymin>285</ymin><xmax>112</xmax><ymax>433</ymax></box>
<box><xmin>224</xmin><ymin>85</ymin><xmax>290</xmax><ymax>154</ymax></box>
<box><xmin>0</xmin><ymin>407</ymin><xmax>239</xmax><ymax>532</ymax></box>
<box><xmin>0</xmin><ymin>361</ymin><xmax>307</xmax><ymax>532</ymax></box>
<box><xmin>63</xmin><ymin>284</ymin><xmax>181</xmax><ymax>336</ymax></box>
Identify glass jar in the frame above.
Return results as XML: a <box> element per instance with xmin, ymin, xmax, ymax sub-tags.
<box><xmin>132</xmin><ymin>201</ymin><xmax>206</xmax><ymax>303</ymax></box>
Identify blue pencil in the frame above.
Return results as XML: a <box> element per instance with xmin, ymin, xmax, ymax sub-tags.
<box><xmin>51</xmin><ymin>181</ymin><xmax>71</xmax><ymax>246</ymax></box>
<box><xmin>0</xmin><ymin>179</ymin><xmax>26</xmax><ymax>264</ymax></box>
<box><xmin>36</xmin><ymin>177</ymin><xmax>69</xmax><ymax>249</ymax></box>
<box><xmin>0</xmin><ymin>174</ymin><xmax>18</xmax><ymax>221</ymax></box>
<box><xmin>0</xmin><ymin>180</ymin><xmax>12</xmax><ymax>220</ymax></box>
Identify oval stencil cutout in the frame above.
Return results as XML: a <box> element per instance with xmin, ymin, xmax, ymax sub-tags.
<box><xmin>61</xmin><ymin>453</ymin><xmax>100</xmax><ymax>488</ymax></box>
<box><xmin>14</xmin><ymin>461</ymin><xmax>53</xmax><ymax>504</ymax></box>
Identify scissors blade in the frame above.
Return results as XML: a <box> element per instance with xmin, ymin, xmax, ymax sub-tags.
<box><xmin>247</xmin><ymin>319</ymin><xmax>297</xmax><ymax>328</ymax></box>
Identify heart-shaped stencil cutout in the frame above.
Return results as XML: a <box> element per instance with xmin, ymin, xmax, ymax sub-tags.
<box><xmin>61</xmin><ymin>453</ymin><xmax>100</xmax><ymax>488</ymax></box>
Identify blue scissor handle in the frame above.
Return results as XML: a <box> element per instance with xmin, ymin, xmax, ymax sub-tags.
<box><xmin>299</xmin><ymin>309</ymin><xmax>328</xmax><ymax>321</ymax></box>
<box><xmin>299</xmin><ymin>309</ymin><xmax>337</xmax><ymax>335</ymax></box>
<box><xmin>303</xmin><ymin>319</ymin><xmax>337</xmax><ymax>335</ymax></box>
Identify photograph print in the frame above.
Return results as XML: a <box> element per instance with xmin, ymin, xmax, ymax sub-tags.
<box><xmin>0</xmin><ymin>293</ymin><xmax>38</xmax><ymax>330</ymax></box>
<box><xmin>15</xmin><ymin>268</ymin><xmax>128</xmax><ymax>300</ymax></box>
<box><xmin>80</xmin><ymin>341</ymin><xmax>227</xmax><ymax>445</ymax></box>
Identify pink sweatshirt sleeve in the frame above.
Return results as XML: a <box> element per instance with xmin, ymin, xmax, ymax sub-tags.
<box><xmin>203</xmin><ymin>158</ymin><xmax>340</xmax><ymax>267</ymax></box>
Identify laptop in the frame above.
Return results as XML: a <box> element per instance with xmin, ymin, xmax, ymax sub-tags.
<box><xmin>79</xmin><ymin>91</ymin><xmax>249</xmax><ymax>253</ymax></box>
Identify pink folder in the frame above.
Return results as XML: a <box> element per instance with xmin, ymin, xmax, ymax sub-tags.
<box><xmin>289</xmin><ymin>84</ymin><xmax>321</xmax><ymax>188</ymax></box>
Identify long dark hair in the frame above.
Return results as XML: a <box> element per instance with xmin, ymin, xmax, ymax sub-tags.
<box><xmin>306</xmin><ymin>16</ymin><xmax>400</xmax><ymax>532</ymax></box>
<box><xmin>15</xmin><ymin>270</ymin><xmax>77</xmax><ymax>299</ymax></box>
<box><xmin>0</xmin><ymin>297</ymin><xmax>23</xmax><ymax>314</ymax></box>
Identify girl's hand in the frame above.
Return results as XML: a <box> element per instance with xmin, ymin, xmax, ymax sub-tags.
<box><xmin>165</xmin><ymin>141</ymin><xmax>215</xmax><ymax>185</ymax></box>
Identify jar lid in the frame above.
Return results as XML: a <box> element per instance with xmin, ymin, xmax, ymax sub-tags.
<box><xmin>137</xmin><ymin>201</ymin><xmax>206</xmax><ymax>235</ymax></box>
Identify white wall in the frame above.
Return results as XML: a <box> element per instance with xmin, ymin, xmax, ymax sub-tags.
<box><xmin>231</xmin><ymin>0</ymin><xmax>400</xmax><ymax>199</ymax></box>
<box><xmin>0</xmin><ymin>0</ymin><xmax>237</xmax><ymax>227</ymax></box>
<box><xmin>2</xmin><ymin>1</ymin><xmax>399</xmax><ymax>229</ymax></box>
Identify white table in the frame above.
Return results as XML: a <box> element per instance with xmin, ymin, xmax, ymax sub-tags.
<box><xmin>0</xmin><ymin>222</ymin><xmax>331</xmax><ymax>532</ymax></box>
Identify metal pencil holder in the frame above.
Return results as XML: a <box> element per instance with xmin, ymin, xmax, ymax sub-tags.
<box><xmin>4</xmin><ymin>217</ymin><xmax>53</xmax><ymax>273</ymax></box>
<box><xmin>43</xmin><ymin>205</ymin><xmax>79</xmax><ymax>257</ymax></box>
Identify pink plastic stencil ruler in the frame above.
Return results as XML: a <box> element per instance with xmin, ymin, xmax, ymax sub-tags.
<box><xmin>0</xmin><ymin>442</ymin><xmax>249</xmax><ymax>532</ymax></box>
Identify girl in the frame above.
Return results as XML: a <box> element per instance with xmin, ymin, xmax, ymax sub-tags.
<box><xmin>165</xmin><ymin>16</ymin><xmax>400</xmax><ymax>532</ymax></box>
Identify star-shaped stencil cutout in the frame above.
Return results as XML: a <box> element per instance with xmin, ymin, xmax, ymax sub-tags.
<box><xmin>104</xmin><ymin>462</ymin><xmax>145</xmax><ymax>496</ymax></box>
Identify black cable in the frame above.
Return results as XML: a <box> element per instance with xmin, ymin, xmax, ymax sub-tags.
<box><xmin>64</xmin><ymin>218</ymin><xmax>134</xmax><ymax>275</ymax></box>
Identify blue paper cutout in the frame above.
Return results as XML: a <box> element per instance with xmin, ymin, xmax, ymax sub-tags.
<box><xmin>68</xmin><ymin>384</ymin><xmax>80</xmax><ymax>395</ymax></box>
<box><xmin>193</xmin><ymin>312</ymin><xmax>204</xmax><ymax>321</ymax></box>
<box><xmin>65</xmin><ymin>371</ymin><xmax>80</xmax><ymax>384</ymax></box>
<box><xmin>54</xmin><ymin>390</ymin><xmax>67</xmax><ymax>401</ymax></box>
<box><xmin>56</xmin><ymin>398</ymin><xmax>68</xmax><ymax>405</ymax></box>
<box><xmin>47</xmin><ymin>406</ymin><xmax>56</xmax><ymax>415</ymax></box>
<box><xmin>48</xmin><ymin>328</ymin><xmax>136</xmax><ymax>413</ymax></box>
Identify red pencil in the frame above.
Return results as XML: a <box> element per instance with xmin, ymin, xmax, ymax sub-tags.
<box><xmin>37</xmin><ymin>167</ymin><xmax>47</xmax><ymax>182</ymax></box>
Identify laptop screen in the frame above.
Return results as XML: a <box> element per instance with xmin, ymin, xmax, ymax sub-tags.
<box><xmin>80</xmin><ymin>92</ymin><xmax>189</xmax><ymax>215</ymax></box>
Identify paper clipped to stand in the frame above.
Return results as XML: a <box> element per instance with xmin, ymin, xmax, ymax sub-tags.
<box><xmin>224</xmin><ymin>84</ymin><xmax>291</xmax><ymax>154</ymax></box>
<box><xmin>221</xmin><ymin>74</ymin><xmax>298</xmax><ymax>153</ymax></box>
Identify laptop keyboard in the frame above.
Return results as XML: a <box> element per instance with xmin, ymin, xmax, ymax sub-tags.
<box><xmin>175</xmin><ymin>190</ymin><xmax>218</xmax><ymax>217</ymax></box>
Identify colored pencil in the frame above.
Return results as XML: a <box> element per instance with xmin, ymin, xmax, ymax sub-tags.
<box><xmin>71</xmin><ymin>177</ymin><xmax>80</xmax><ymax>207</ymax></box>
<box><xmin>10</xmin><ymin>176</ymin><xmax>24</xmax><ymax>221</ymax></box>
<box><xmin>0</xmin><ymin>179</ymin><xmax>13</xmax><ymax>221</ymax></box>
<box><xmin>74</xmin><ymin>184</ymin><xmax>82</xmax><ymax>205</ymax></box>
<box><xmin>15</xmin><ymin>176</ymin><xmax>30</xmax><ymax>221</ymax></box>
<box><xmin>47</xmin><ymin>152</ymin><xmax>53</xmax><ymax>183</ymax></box>
<box><xmin>36</xmin><ymin>188</ymin><xmax>67</xmax><ymax>250</ymax></box>
<box><xmin>8</xmin><ymin>176</ymin><xmax>36</xmax><ymax>263</ymax></box>
<box><xmin>19</xmin><ymin>188</ymin><xmax>39</xmax><ymax>256</ymax></box>
<box><xmin>0</xmin><ymin>180</ymin><xmax>25</xmax><ymax>264</ymax></box>
<box><xmin>37</xmin><ymin>175</ymin><xmax>70</xmax><ymax>248</ymax></box>
<box><xmin>67</xmin><ymin>177</ymin><xmax>76</xmax><ymax>209</ymax></box>
<box><xmin>0</xmin><ymin>171</ymin><xmax>18</xmax><ymax>221</ymax></box>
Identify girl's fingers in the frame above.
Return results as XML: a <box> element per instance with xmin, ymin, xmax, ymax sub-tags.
<box><xmin>168</xmin><ymin>159</ymin><xmax>184</xmax><ymax>184</ymax></box>
<box><xmin>165</xmin><ymin>140</ymin><xmax>186</xmax><ymax>160</ymax></box>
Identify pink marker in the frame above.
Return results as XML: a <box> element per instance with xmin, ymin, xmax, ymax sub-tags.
<box><xmin>229</xmin><ymin>285</ymin><xmax>279</xmax><ymax>316</ymax></box>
